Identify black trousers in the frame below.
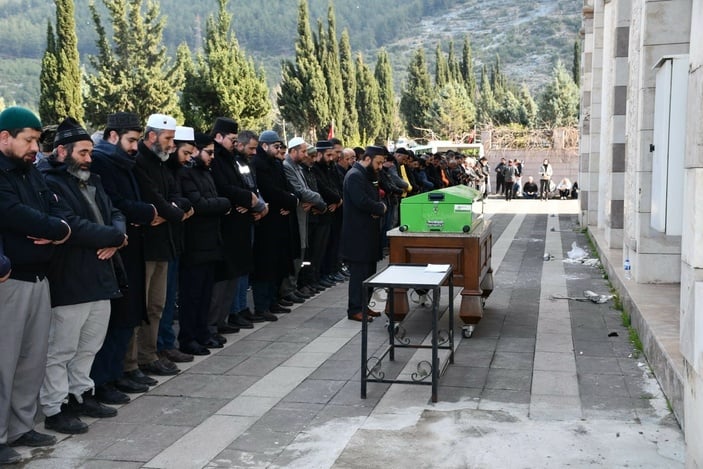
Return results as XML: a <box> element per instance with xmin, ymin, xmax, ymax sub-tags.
<box><xmin>178</xmin><ymin>262</ymin><xmax>215</xmax><ymax>346</ymax></box>
<box><xmin>347</xmin><ymin>261</ymin><xmax>377</xmax><ymax>316</ymax></box>
<box><xmin>90</xmin><ymin>325</ymin><xmax>133</xmax><ymax>387</ymax></box>
<box><xmin>505</xmin><ymin>181</ymin><xmax>515</xmax><ymax>201</ymax></box>
<box><xmin>540</xmin><ymin>179</ymin><xmax>551</xmax><ymax>200</ymax></box>
<box><xmin>308</xmin><ymin>222</ymin><xmax>331</xmax><ymax>282</ymax></box>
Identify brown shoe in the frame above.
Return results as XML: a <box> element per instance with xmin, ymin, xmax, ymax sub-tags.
<box><xmin>365</xmin><ymin>308</ymin><xmax>381</xmax><ymax>318</ymax></box>
<box><xmin>159</xmin><ymin>348</ymin><xmax>194</xmax><ymax>363</ymax></box>
<box><xmin>348</xmin><ymin>312</ymin><xmax>373</xmax><ymax>322</ymax></box>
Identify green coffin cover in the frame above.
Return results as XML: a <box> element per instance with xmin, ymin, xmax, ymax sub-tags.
<box><xmin>399</xmin><ymin>185</ymin><xmax>482</xmax><ymax>233</ymax></box>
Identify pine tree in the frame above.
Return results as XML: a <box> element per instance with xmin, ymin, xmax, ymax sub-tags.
<box><xmin>428</xmin><ymin>82</ymin><xmax>475</xmax><ymax>140</ymax></box>
<box><xmin>447</xmin><ymin>40</ymin><xmax>462</xmax><ymax>84</ymax></box>
<box><xmin>460</xmin><ymin>35</ymin><xmax>476</xmax><ymax>101</ymax></box>
<box><xmin>434</xmin><ymin>43</ymin><xmax>449</xmax><ymax>89</ymax></box>
<box><xmin>374</xmin><ymin>49</ymin><xmax>395</xmax><ymax>142</ymax></box>
<box><xmin>84</xmin><ymin>0</ymin><xmax>185</xmax><ymax>126</ymax></box>
<box><xmin>323</xmin><ymin>3</ymin><xmax>344</xmax><ymax>140</ymax></box>
<box><xmin>277</xmin><ymin>0</ymin><xmax>329</xmax><ymax>140</ymax></box>
<box><xmin>39</xmin><ymin>21</ymin><xmax>60</xmax><ymax>124</ymax></box>
<box><xmin>572</xmin><ymin>40</ymin><xmax>581</xmax><ymax>85</ymax></box>
<box><xmin>355</xmin><ymin>54</ymin><xmax>381</xmax><ymax>144</ymax></box>
<box><xmin>477</xmin><ymin>64</ymin><xmax>496</xmax><ymax>125</ymax></box>
<box><xmin>538</xmin><ymin>61</ymin><xmax>580</xmax><ymax>127</ymax></box>
<box><xmin>399</xmin><ymin>47</ymin><xmax>434</xmax><ymax>137</ymax></box>
<box><xmin>181</xmin><ymin>0</ymin><xmax>271</xmax><ymax>131</ymax></box>
<box><xmin>517</xmin><ymin>84</ymin><xmax>538</xmax><ymax>128</ymax></box>
<box><xmin>339</xmin><ymin>29</ymin><xmax>359</xmax><ymax>145</ymax></box>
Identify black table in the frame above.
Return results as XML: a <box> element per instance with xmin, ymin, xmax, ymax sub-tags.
<box><xmin>361</xmin><ymin>264</ymin><xmax>454</xmax><ymax>402</ymax></box>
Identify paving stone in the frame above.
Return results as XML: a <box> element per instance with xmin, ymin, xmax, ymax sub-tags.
<box><xmin>40</xmin><ymin>420</ymin><xmax>137</xmax><ymax>459</ymax></box>
<box><xmin>534</xmin><ymin>351</ymin><xmax>576</xmax><ymax>372</ymax></box>
<box><xmin>276</xmin><ymin>327</ymin><xmax>326</xmax><ymax>343</ymax></box>
<box><xmin>495</xmin><ymin>337</ymin><xmax>536</xmax><ymax>353</ymax></box>
<box><xmin>225</xmin><ymin>355</ymin><xmax>289</xmax><ymax>377</ymax></box>
<box><xmin>532</xmin><ymin>370</ymin><xmax>579</xmax><ymax>396</ymax></box>
<box><xmin>573</xmin><ymin>339</ymin><xmax>615</xmax><ymax>357</ymax></box>
<box><xmin>282</xmin><ymin>379</ymin><xmax>347</xmax><ymax>404</ymax></box>
<box><xmin>185</xmin><ymin>355</ymin><xmax>248</xmax><ymax>375</ymax></box>
<box><xmin>208</xmin><ymin>448</ymin><xmax>279</xmax><ymax>468</ymax></box>
<box><xmin>257</xmin><ymin>340</ymin><xmax>307</xmax><ymax>357</ymax></box>
<box><xmin>255</xmin><ymin>406</ymin><xmax>320</xmax><ymax>433</ymax></box>
<box><xmin>95</xmin><ymin>424</ymin><xmax>191</xmax><ymax>462</ymax></box>
<box><xmin>440</xmin><ymin>365</ymin><xmax>489</xmax><ymax>388</ymax></box>
<box><xmin>485</xmin><ymin>368</ymin><xmax>532</xmax><ymax>391</ymax></box>
<box><xmin>151</xmin><ymin>373</ymin><xmax>259</xmax><ymax>399</ymax></box>
<box><xmin>452</xmin><ymin>349</ymin><xmax>495</xmax><ymax>368</ymax></box>
<box><xmin>460</xmin><ymin>337</ymin><xmax>499</xmax><ymax>352</ymax></box>
<box><xmin>491</xmin><ymin>351</ymin><xmax>535</xmax><ymax>370</ymax></box>
<box><xmin>112</xmin><ymin>396</ymin><xmax>229</xmax><ymax>426</ymax></box>
<box><xmin>575</xmin><ymin>356</ymin><xmax>623</xmax><ymax>375</ymax></box>
<box><xmin>329</xmin><ymin>380</ymin><xmax>388</xmax><ymax>407</ymax></box>
<box><xmin>309</xmin><ymin>359</ymin><xmax>360</xmax><ymax>380</ymax></box>
<box><xmin>578</xmin><ymin>373</ymin><xmax>630</xmax><ymax>398</ymax></box>
<box><xmin>480</xmin><ymin>388</ymin><xmax>532</xmax><ymax>404</ymax></box>
<box><xmin>216</xmin><ymin>339</ymin><xmax>272</xmax><ymax>356</ymax></box>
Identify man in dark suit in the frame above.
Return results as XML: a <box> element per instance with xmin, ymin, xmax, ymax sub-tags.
<box><xmin>341</xmin><ymin>146</ymin><xmax>388</xmax><ymax>322</ymax></box>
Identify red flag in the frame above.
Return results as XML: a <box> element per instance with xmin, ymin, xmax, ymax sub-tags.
<box><xmin>327</xmin><ymin>121</ymin><xmax>334</xmax><ymax>140</ymax></box>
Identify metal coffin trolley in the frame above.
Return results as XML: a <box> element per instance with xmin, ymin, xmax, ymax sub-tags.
<box><xmin>360</xmin><ymin>264</ymin><xmax>454</xmax><ymax>403</ymax></box>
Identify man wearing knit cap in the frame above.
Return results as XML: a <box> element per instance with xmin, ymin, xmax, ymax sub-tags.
<box><xmin>0</xmin><ymin>107</ymin><xmax>72</xmax><ymax>463</ymax></box>
<box><xmin>131</xmin><ymin>114</ymin><xmax>194</xmax><ymax>377</ymax></box>
<box><xmin>90</xmin><ymin>111</ymin><xmax>159</xmax><ymax>404</ymax></box>
<box><xmin>37</xmin><ymin>117</ymin><xmax>128</xmax><ymax>434</ymax></box>
<box><xmin>341</xmin><ymin>146</ymin><xmax>388</xmax><ymax>322</ymax></box>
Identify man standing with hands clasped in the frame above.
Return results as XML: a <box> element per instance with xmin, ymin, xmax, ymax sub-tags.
<box><xmin>341</xmin><ymin>146</ymin><xmax>388</xmax><ymax>322</ymax></box>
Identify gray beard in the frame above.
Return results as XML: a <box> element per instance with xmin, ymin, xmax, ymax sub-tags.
<box><xmin>67</xmin><ymin>164</ymin><xmax>91</xmax><ymax>182</ymax></box>
<box><xmin>151</xmin><ymin>142</ymin><xmax>169</xmax><ymax>161</ymax></box>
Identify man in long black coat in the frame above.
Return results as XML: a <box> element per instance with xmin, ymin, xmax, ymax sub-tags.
<box><xmin>341</xmin><ymin>146</ymin><xmax>388</xmax><ymax>322</ymax></box>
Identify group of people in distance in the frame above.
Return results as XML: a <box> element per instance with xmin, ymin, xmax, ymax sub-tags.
<box><xmin>0</xmin><ymin>105</ymin><xmax>391</xmax><ymax>465</ymax></box>
<box><xmin>495</xmin><ymin>157</ymin><xmax>578</xmax><ymax>201</ymax></box>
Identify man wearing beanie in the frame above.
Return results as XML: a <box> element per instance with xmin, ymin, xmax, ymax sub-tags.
<box><xmin>131</xmin><ymin>114</ymin><xmax>193</xmax><ymax>377</ymax></box>
<box><xmin>0</xmin><ymin>107</ymin><xmax>71</xmax><ymax>464</ymax></box>
<box><xmin>37</xmin><ymin>117</ymin><xmax>128</xmax><ymax>434</ymax></box>
<box><xmin>90</xmin><ymin>111</ymin><xmax>160</xmax><ymax>404</ymax></box>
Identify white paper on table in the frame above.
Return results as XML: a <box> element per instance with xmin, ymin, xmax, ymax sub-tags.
<box><xmin>425</xmin><ymin>264</ymin><xmax>450</xmax><ymax>273</ymax></box>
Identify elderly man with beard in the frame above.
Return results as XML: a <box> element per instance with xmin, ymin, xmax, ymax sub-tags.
<box><xmin>0</xmin><ymin>107</ymin><xmax>71</xmax><ymax>464</ymax></box>
<box><xmin>341</xmin><ymin>146</ymin><xmax>388</xmax><ymax>322</ymax></box>
<box><xmin>132</xmin><ymin>114</ymin><xmax>194</xmax><ymax>377</ymax></box>
<box><xmin>37</xmin><ymin>118</ymin><xmax>128</xmax><ymax>434</ymax></box>
<box><xmin>89</xmin><ymin>112</ymin><xmax>162</xmax><ymax>404</ymax></box>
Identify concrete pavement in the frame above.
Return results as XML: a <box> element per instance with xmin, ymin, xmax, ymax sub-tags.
<box><xmin>12</xmin><ymin>198</ymin><xmax>685</xmax><ymax>468</ymax></box>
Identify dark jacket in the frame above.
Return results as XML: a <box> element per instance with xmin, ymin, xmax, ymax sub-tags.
<box><xmin>179</xmin><ymin>159</ymin><xmax>231</xmax><ymax>266</ymax></box>
<box><xmin>341</xmin><ymin>162</ymin><xmax>386</xmax><ymax>264</ymax></box>
<box><xmin>134</xmin><ymin>140</ymin><xmax>191</xmax><ymax>261</ymax></box>
<box><xmin>91</xmin><ymin>140</ymin><xmax>154</xmax><ymax>327</ymax></box>
<box><xmin>251</xmin><ymin>147</ymin><xmax>298</xmax><ymax>281</ymax></box>
<box><xmin>210</xmin><ymin>143</ymin><xmax>258</xmax><ymax>278</ymax></box>
<box><xmin>311</xmin><ymin>160</ymin><xmax>342</xmax><ymax>225</ymax></box>
<box><xmin>38</xmin><ymin>158</ymin><xmax>126</xmax><ymax>307</ymax></box>
<box><xmin>0</xmin><ymin>152</ymin><xmax>71</xmax><ymax>281</ymax></box>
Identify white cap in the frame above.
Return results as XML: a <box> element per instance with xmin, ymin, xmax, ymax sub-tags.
<box><xmin>146</xmin><ymin>113</ymin><xmax>177</xmax><ymax>131</ymax></box>
<box><xmin>174</xmin><ymin>126</ymin><xmax>194</xmax><ymax>142</ymax></box>
<box><xmin>288</xmin><ymin>137</ymin><xmax>306</xmax><ymax>149</ymax></box>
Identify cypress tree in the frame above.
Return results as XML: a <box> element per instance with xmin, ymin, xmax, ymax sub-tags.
<box><xmin>477</xmin><ymin>64</ymin><xmax>496</xmax><ymax>125</ymax></box>
<box><xmin>277</xmin><ymin>0</ymin><xmax>329</xmax><ymax>140</ymax></box>
<box><xmin>84</xmin><ymin>0</ymin><xmax>185</xmax><ymax>126</ymax></box>
<box><xmin>54</xmin><ymin>0</ymin><xmax>83</xmax><ymax>122</ymax></box>
<box><xmin>447</xmin><ymin>40</ymin><xmax>462</xmax><ymax>84</ymax></box>
<box><xmin>323</xmin><ymin>3</ymin><xmax>344</xmax><ymax>139</ymax></box>
<box><xmin>355</xmin><ymin>54</ymin><xmax>381</xmax><ymax>145</ymax></box>
<box><xmin>374</xmin><ymin>49</ymin><xmax>395</xmax><ymax>142</ymax></box>
<box><xmin>429</xmin><ymin>82</ymin><xmax>475</xmax><ymax>140</ymax></box>
<box><xmin>434</xmin><ymin>43</ymin><xmax>449</xmax><ymax>88</ymax></box>
<box><xmin>400</xmin><ymin>47</ymin><xmax>434</xmax><ymax>138</ymax></box>
<box><xmin>572</xmin><ymin>40</ymin><xmax>581</xmax><ymax>85</ymax></box>
<box><xmin>518</xmin><ymin>84</ymin><xmax>538</xmax><ymax>128</ymax></box>
<box><xmin>538</xmin><ymin>61</ymin><xmax>579</xmax><ymax>127</ymax></box>
<box><xmin>460</xmin><ymin>35</ymin><xmax>476</xmax><ymax>101</ymax></box>
<box><xmin>181</xmin><ymin>0</ymin><xmax>271</xmax><ymax>131</ymax></box>
<box><xmin>39</xmin><ymin>21</ymin><xmax>60</xmax><ymax>124</ymax></box>
<box><xmin>339</xmin><ymin>29</ymin><xmax>359</xmax><ymax>145</ymax></box>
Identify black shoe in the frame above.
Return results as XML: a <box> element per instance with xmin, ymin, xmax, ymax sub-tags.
<box><xmin>96</xmin><ymin>383</ymin><xmax>132</xmax><ymax>403</ymax></box>
<box><xmin>124</xmin><ymin>369</ymin><xmax>158</xmax><ymax>386</ymax></box>
<box><xmin>139</xmin><ymin>360</ymin><xmax>180</xmax><ymax>376</ymax></box>
<box><xmin>255</xmin><ymin>310</ymin><xmax>278</xmax><ymax>321</ymax></box>
<box><xmin>9</xmin><ymin>429</ymin><xmax>57</xmax><ymax>447</ymax></box>
<box><xmin>199</xmin><ymin>337</ymin><xmax>224</xmax><ymax>349</ymax></box>
<box><xmin>157</xmin><ymin>356</ymin><xmax>179</xmax><ymax>372</ymax></box>
<box><xmin>241</xmin><ymin>310</ymin><xmax>266</xmax><ymax>323</ymax></box>
<box><xmin>278</xmin><ymin>298</ymin><xmax>294</xmax><ymax>307</ymax></box>
<box><xmin>293</xmin><ymin>289</ymin><xmax>311</xmax><ymax>299</ymax></box>
<box><xmin>44</xmin><ymin>412</ymin><xmax>88</xmax><ymax>435</ymax></box>
<box><xmin>228</xmin><ymin>314</ymin><xmax>254</xmax><ymax>329</ymax></box>
<box><xmin>283</xmin><ymin>293</ymin><xmax>305</xmax><ymax>304</ymax></box>
<box><xmin>68</xmin><ymin>393</ymin><xmax>117</xmax><ymax>418</ymax></box>
<box><xmin>330</xmin><ymin>273</ymin><xmax>346</xmax><ymax>282</ymax></box>
<box><xmin>310</xmin><ymin>283</ymin><xmax>327</xmax><ymax>291</ymax></box>
<box><xmin>217</xmin><ymin>324</ymin><xmax>240</xmax><ymax>334</ymax></box>
<box><xmin>180</xmin><ymin>341</ymin><xmax>210</xmax><ymax>356</ymax></box>
<box><xmin>318</xmin><ymin>279</ymin><xmax>334</xmax><ymax>288</ymax></box>
<box><xmin>0</xmin><ymin>444</ymin><xmax>21</xmax><ymax>464</ymax></box>
<box><xmin>270</xmin><ymin>304</ymin><xmax>291</xmax><ymax>314</ymax></box>
<box><xmin>213</xmin><ymin>333</ymin><xmax>227</xmax><ymax>345</ymax></box>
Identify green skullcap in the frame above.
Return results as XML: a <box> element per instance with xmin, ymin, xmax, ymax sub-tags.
<box><xmin>0</xmin><ymin>106</ymin><xmax>42</xmax><ymax>132</ymax></box>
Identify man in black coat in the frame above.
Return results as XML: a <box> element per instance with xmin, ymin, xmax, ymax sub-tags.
<box><xmin>38</xmin><ymin>118</ymin><xmax>127</xmax><ymax>435</ymax></box>
<box><xmin>90</xmin><ymin>112</ymin><xmax>160</xmax><ymax>403</ymax></box>
<box><xmin>132</xmin><ymin>114</ymin><xmax>193</xmax><ymax>377</ymax></box>
<box><xmin>178</xmin><ymin>132</ymin><xmax>231</xmax><ymax>355</ymax></box>
<box><xmin>0</xmin><ymin>107</ymin><xmax>71</xmax><ymax>462</ymax></box>
<box><xmin>341</xmin><ymin>146</ymin><xmax>388</xmax><ymax>322</ymax></box>
<box><xmin>251</xmin><ymin>130</ymin><xmax>298</xmax><ymax>318</ymax></box>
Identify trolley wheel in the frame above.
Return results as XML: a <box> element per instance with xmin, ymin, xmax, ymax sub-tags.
<box><xmin>462</xmin><ymin>325</ymin><xmax>475</xmax><ymax>338</ymax></box>
<box><xmin>399</xmin><ymin>225</ymin><xmax>408</xmax><ymax>232</ymax></box>
<box><xmin>481</xmin><ymin>297</ymin><xmax>486</xmax><ymax>308</ymax></box>
<box><xmin>386</xmin><ymin>321</ymin><xmax>399</xmax><ymax>335</ymax></box>
<box><xmin>462</xmin><ymin>225</ymin><xmax>471</xmax><ymax>233</ymax></box>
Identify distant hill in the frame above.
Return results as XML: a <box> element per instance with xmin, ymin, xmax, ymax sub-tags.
<box><xmin>0</xmin><ymin>0</ymin><xmax>580</xmax><ymax>109</ymax></box>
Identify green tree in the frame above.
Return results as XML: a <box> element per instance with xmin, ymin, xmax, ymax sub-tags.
<box><xmin>39</xmin><ymin>21</ymin><xmax>60</xmax><ymax>124</ymax></box>
<box><xmin>181</xmin><ymin>0</ymin><xmax>271</xmax><ymax>131</ymax></box>
<box><xmin>339</xmin><ymin>29</ymin><xmax>359</xmax><ymax>145</ymax></box>
<box><xmin>447</xmin><ymin>40</ymin><xmax>462</xmax><ymax>84</ymax></box>
<box><xmin>572</xmin><ymin>40</ymin><xmax>581</xmax><ymax>84</ymax></box>
<box><xmin>84</xmin><ymin>0</ymin><xmax>185</xmax><ymax>127</ymax></box>
<box><xmin>493</xmin><ymin>89</ymin><xmax>522</xmax><ymax>125</ymax></box>
<box><xmin>517</xmin><ymin>84</ymin><xmax>538</xmax><ymax>128</ymax></box>
<box><xmin>323</xmin><ymin>3</ymin><xmax>344</xmax><ymax>140</ymax></box>
<box><xmin>355</xmin><ymin>54</ymin><xmax>381</xmax><ymax>144</ymax></box>
<box><xmin>538</xmin><ymin>61</ymin><xmax>580</xmax><ymax>127</ymax></box>
<box><xmin>460</xmin><ymin>35</ymin><xmax>476</xmax><ymax>101</ymax></box>
<box><xmin>400</xmin><ymin>47</ymin><xmax>434</xmax><ymax>137</ymax></box>
<box><xmin>374</xmin><ymin>48</ymin><xmax>395</xmax><ymax>142</ymax></box>
<box><xmin>477</xmin><ymin>64</ymin><xmax>496</xmax><ymax>125</ymax></box>
<box><xmin>278</xmin><ymin>0</ymin><xmax>329</xmax><ymax>140</ymax></box>
<box><xmin>434</xmin><ymin>42</ymin><xmax>449</xmax><ymax>88</ymax></box>
<box><xmin>428</xmin><ymin>82</ymin><xmax>475</xmax><ymax>140</ymax></box>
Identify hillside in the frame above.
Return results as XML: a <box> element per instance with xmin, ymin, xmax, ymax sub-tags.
<box><xmin>0</xmin><ymin>0</ymin><xmax>581</xmax><ymax>109</ymax></box>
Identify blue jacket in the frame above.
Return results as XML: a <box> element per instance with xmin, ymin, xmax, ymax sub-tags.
<box><xmin>0</xmin><ymin>152</ymin><xmax>70</xmax><ymax>281</ymax></box>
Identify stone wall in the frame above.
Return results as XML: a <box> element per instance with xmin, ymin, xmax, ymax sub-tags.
<box><xmin>485</xmin><ymin>148</ymin><xmax>580</xmax><ymax>187</ymax></box>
